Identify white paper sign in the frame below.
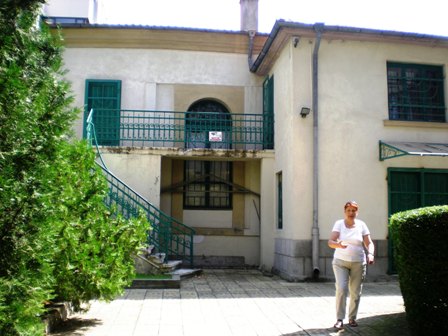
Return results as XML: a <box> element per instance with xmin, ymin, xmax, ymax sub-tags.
<box><xmin>209</xmin><ymin>131</ymin><xmax>223</xmax><ymax>142</ymax></box>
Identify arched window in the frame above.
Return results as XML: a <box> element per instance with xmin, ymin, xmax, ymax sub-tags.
<box><xmin>185</xmin><ymin>99</ymin><xmax>232</xmax><ymax>149</ymax></box>
<box><xmin>184</xmin><ymin>99</ymin><xmax>232</xmax><ymax>209</ymax></box>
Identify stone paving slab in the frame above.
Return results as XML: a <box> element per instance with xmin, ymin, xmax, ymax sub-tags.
<box><xmin>50</xmin><ymin>269</ymin><xmax>409</xmax><ymax>336</ymax></box>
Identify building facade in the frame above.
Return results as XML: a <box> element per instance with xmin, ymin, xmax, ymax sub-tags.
<box><xmin>44</xmin><ymin>0</ymin><xmax>448</xmax><ymax>280</ymax></box>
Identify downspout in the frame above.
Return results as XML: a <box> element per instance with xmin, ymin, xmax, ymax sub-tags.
<box><xmin>312</xmin><ymin>23</ymin><xmax>324</xmax><ymax>280</ymax></box>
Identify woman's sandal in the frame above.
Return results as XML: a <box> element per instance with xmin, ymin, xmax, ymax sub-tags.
<box><xmin>348</xmin><ymin>319</ymin><xmax>358</xmax><ymax>327</ymax></box>
<box><xmin>333</xmin><ymin>320</ymin><xmax>343</xmax><ymax>329</ymax></box>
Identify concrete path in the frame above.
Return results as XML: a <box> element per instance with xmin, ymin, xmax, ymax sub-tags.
<box><xmin>50</xmin><ymin>269</ymin><xmax>408</xmax><ymax>336</ymax></box>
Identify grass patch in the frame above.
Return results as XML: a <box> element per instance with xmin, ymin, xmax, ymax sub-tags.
<box><xmin>134</xmin><ymin>274</ymin><xmax>172</xmax><ymax>280</ymax></box>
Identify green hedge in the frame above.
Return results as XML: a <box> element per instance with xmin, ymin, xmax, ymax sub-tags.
<box><xmin>389</xmin><ymin>205</ymin><xmax>448</xmax><ymax>336</ymax></box>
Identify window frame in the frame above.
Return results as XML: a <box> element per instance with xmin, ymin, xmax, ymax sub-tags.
<box><xmin>387</xmin><ymin>62</ymin><xmax>445</xmax><ymax>122</ymax></box>
<box><xmin>183</xmin><ymin>160</ymin><xmax>233</xmax><ymax>210</ymax></box>
<box><xmin>185</xmin><ymin>99</ymin><xmax>232</xmax><ymax>149</ymax></box>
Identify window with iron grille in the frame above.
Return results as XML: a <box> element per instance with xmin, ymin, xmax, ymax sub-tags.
<box><xmin>387</xmin><ymin>62</ymin><xmax>445</xmax><ymax>122</ymax></box>
<box><xmin>184</xmin><ymin>160</ymin><xmax>232</xmax><ymax>209</ymax></box>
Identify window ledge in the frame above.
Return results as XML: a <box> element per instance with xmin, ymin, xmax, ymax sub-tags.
<box><xmin>383</xmin><ymin>120</ymin><xmax>448</xmax><ymax>129</ymax></box>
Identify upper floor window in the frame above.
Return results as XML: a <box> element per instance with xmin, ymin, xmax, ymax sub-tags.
<box><xmin>43</xmin><ymin>16</ymin><xmax>89</xmax><ymax>25</ymax></box>
<box><xmin>387</xmin><ymin>62</ymin><xmax>445</xmax><ymax>122</ymax></box>
<box><xmin>186</xmin><ymin>100</ymin><xmax>231</xmax><ymax>149</ymax></box>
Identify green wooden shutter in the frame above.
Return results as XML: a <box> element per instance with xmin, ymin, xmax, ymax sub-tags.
<box><xmin>85</xmin><ymin>80</ymin><xmax>121</xmax><ymax>146</ymax></box>
<box><xmin>389</xmin><ymin>170</ymin><xmax>421</xmax><ymax>214</ymax></box>
<box><xmin>423</xmin><ymin>172</ymin><xmax>448</xmax><ymax>206</ymax></box>
<box><xmin>277</xmin><ymin>172</ymin><xmax>283</xmax><ymax>229</ymax></box>
<box><xmin>263</xmin><ymin>76</ymin><xmax>274</xmax><ymax>149</ymax></box>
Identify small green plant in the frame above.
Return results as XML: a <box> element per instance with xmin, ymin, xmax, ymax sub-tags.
<box><xmin>389</xmin><ymin>205</ymin><xmax>448</xmax><ymax>336</ymax></box>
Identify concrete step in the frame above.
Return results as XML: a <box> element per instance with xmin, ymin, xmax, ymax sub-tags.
<box><xmin>129</xmin><ymin>268</ymin><xmax>202</xmax><ymax>289</ymax></box>
<box><xmin>131</xmin><ymin>275</ymin><xmax>180</xmax><ymax>289</ymax></box>
<box><xmin>169</xmin><ymin>268</ymin><xmax>203</xmax><ymax>279</ymax></box>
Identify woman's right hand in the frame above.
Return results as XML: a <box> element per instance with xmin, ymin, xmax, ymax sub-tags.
<box><xmin>339</xmin><ymin>241</ymin><xmax>348</xmax><ymax>249</ymax></box>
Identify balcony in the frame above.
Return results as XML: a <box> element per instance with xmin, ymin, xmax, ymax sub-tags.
<box><xmin>86</xmin><ymin>109</ymin><xmax>274</xmax><ymax>150</ymax></box>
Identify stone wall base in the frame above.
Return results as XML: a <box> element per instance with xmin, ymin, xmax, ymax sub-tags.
<box><xmin>273</xmin><ymin>238</ymin><xmax>391</xmax><ymax>282</ymax></box>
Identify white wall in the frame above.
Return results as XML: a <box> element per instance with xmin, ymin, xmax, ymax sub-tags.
<box><xmin>63</xmin><ymin>48</ymin><xmax>261</xmax><ymax>138</ymax></box>
<box><xmin>259</xmin><ymin>156</ymin><xmax>275</xmax><ymax>269</ymax></box>
<box><xmin>318</xmin><ymin>39</ymin><xmax>448</xmax><ymax>240</ymax></box>
<box><xmin>184</xmin><ymin>210</ymin><xmax>233</xmax><ymax>228</ymax></box>
<box><xmin>274</xmin><ymin>36</ymin><xmax>448</xmax><ymax>244</ymax></box>
<box><xmin>193</xmin><ymin>236</ymin><xmax>260</xmax><ymax>266</ymax></box>
<box><xmin>100</xmin><ymin>151</ymin><xmax>161</xmax><ymax>206</ymax></box>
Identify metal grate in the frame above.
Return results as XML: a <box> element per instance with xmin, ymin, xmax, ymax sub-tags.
<box><xmin>184</xmin><ymin>161</ymin><xmax>232</xmax><ymax>209</ymax></box>
<box><xmin>387</xmin><ymin>62</ymin><xmax>445</xmax><ymax>122</ymax></box>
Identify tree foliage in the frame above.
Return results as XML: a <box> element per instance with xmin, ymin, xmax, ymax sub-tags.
<box><xmin>0</xmin><ymin>2</ymin><xmax>149</xmax><ymax>335</ymax></box>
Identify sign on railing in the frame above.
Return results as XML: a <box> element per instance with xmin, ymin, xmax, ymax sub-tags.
<box><xmin>209</xmin><ymin>131</ymin><xmax>223</xmax><ymax>142</ymax></box>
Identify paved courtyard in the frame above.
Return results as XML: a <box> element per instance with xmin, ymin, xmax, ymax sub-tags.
<box><xmin>50</xmin><ymin>269</ymin><xmax>408</xmax><ymax>336</ymax></box>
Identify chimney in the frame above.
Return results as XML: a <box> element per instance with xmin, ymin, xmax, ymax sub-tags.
<box><xmin>240</xmin><ymin>0</ymin><xmax>258</xmax><ymax>33</ymax></box>
<box><xmin>43</xmin><ymin>0</ymin><xmax>98</xmax><ymax>24</ymax></box>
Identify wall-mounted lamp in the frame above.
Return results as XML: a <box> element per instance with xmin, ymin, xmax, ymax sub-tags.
<box><xmin>293</xmin><ymin>36</ymin><xmax>300</xmax><ymax>48</ymax></box>
<box><xmin>300</xmin><ymin>107</ymin><xmax>311</xmax><ymax>118</ymax></box>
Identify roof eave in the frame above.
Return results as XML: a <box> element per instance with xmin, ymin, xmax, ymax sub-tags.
<box><xmin>251</xmin><ymin>20</ymin><xmax>448</xmax><ymax>76</ymax></box>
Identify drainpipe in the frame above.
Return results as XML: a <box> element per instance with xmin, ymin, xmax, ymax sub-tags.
<box><xmin>312</xmin><ymin>23</ymin><xmax>324</xmax><ymax>280</ymax></box>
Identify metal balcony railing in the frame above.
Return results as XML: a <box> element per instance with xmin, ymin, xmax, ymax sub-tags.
<box><xmin>87</xmin><ymin>109</ymin><xmax>274</xmax><ymax>150</ymax></box>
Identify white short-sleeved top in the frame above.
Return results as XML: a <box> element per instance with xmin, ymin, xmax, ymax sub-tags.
<box><xmin>332</xmin><ymin>219</ymin><xmax>370</xmax><ymax>263</ymax></box>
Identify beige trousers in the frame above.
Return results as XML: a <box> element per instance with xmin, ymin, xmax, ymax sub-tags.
<box><xmin>332</xmin><ymin>258</ymin><xmax>366</xmax><ymax>321</ymax></box>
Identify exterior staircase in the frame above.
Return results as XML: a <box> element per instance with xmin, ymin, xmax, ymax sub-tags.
<box><xmin>86</xmin><ymin>109</ymin><xmax>198</xmax><ymax>275</ymax></box>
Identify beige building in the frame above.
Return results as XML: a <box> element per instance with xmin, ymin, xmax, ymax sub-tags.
<box><xmin>43</xmin><ymin>0</ymin><xmax>448</xmax><ymax>280</ymax></box>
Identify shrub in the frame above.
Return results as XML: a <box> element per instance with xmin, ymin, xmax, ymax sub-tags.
<box><xmin>49</xmin><ymin>141</ymin><xmax>149</xmax><ymax>310</ymax></box>
<box><xmin>0</xmin><ymin>2</ymin><xmax>150</xmax><ymax>334</ymax></box>
<box><xmin>389</xmin><ymin>205</ymin><xmax>448</xmax><ymax>336</ymax></box>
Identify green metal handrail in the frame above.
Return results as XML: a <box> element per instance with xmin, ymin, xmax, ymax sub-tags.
<box><xmin>86</xmin><ymin>109</ymin><xmax>195</xmax><ymax>266</ymax></box>
<box><xmin>100</xmin><ymin>165</ymin><xmax>195</xmax><ymax>266</ymax></box>
<box><xmin>87</xmin><ymin>109</ymin><xmax>274</xmax><ymax>150</ymax></box>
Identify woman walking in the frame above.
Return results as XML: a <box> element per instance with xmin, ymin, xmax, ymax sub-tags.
<box><xmin>328</xmin><ymin>201</ymin><xmax>375</xmax><ymax>330</ymax></box>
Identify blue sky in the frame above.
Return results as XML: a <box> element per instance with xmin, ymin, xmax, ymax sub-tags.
<box><xmin>99</xmin><ymin>0</ymin><xmax>448</xmax><ymax>37</ymax></box>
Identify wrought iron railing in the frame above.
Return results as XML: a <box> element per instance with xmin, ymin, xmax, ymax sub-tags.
<box><xmin>100</xmin><ymin>165</ymin><xmax>195</xmax><ymax>266</ymax></box>
<box><xmin>86</xmin><ymin>109</ymin><xmax>195</xmax><ymax>266</ymax></box>
<box><xmin>87</xmin><ymin>109</ymin><xmax>274</xmax><ymax>150</ymax></box>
